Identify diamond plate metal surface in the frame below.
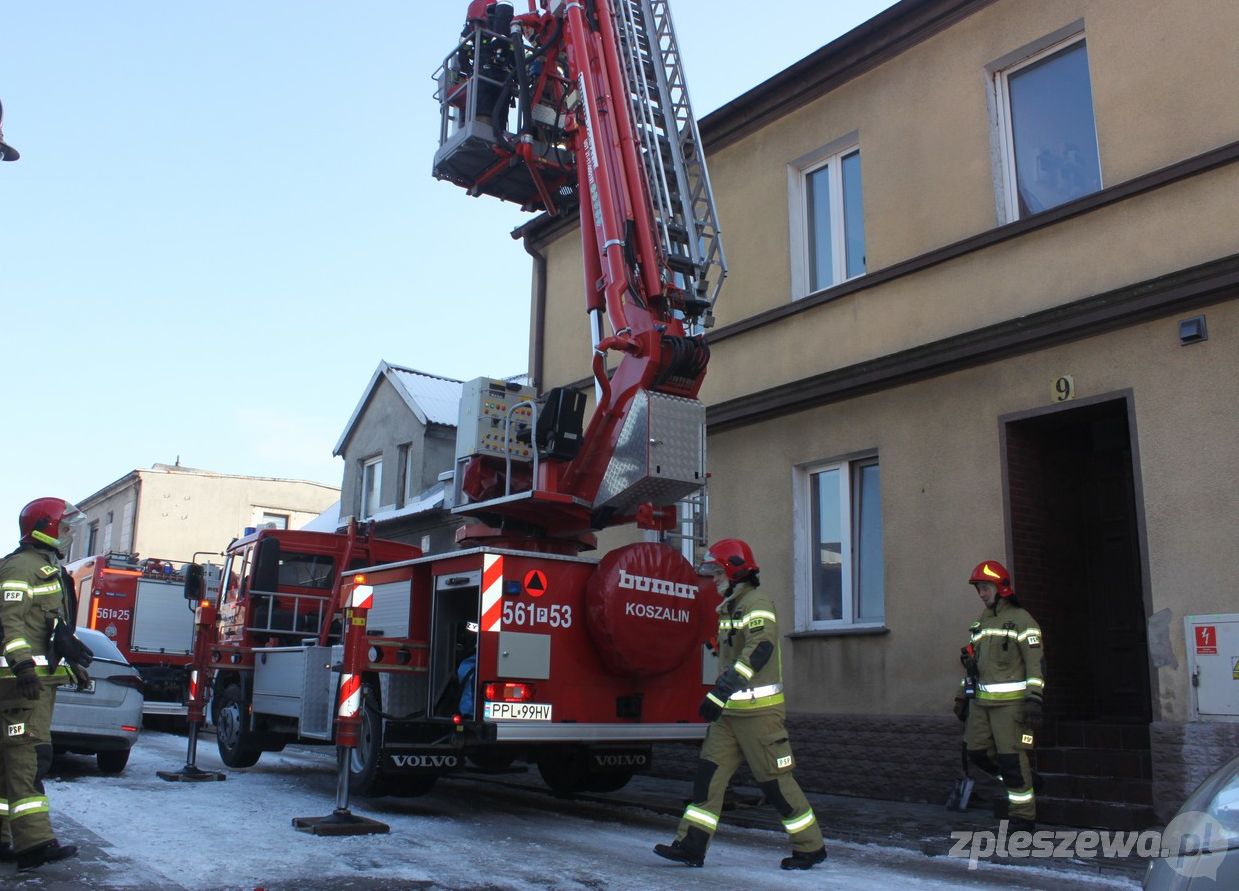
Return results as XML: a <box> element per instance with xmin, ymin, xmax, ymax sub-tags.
<box><xmin>595</xmin><ymin>390</ymin><xmax>705</xmax><ymax>515</ymax></box>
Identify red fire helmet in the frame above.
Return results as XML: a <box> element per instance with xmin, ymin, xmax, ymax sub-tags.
<box><xmin>969</xmin><ymin>559</ymin><xmax>1014</xmax><ymax>598</ymax></box>
<box><xmin>700</xmin><ymin>538</ymin><xmax>759</xmax><ymax>582</ymax></box>
<box><xmin>19</xmin><ymin>497</ymin><xmax>85</xmax><ymax>551</ymax></box>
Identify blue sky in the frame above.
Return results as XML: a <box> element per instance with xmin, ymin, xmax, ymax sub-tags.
<box><xmin>1</xmin><ymin>1</ymin><xmax>896</xmax><ymax>518</ymax></box>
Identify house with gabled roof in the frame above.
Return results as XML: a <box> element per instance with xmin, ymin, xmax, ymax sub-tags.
<box><xmin>332</xmin><ymin>361</ymin><xmax>465</xmax><ymax>553</ymax></box>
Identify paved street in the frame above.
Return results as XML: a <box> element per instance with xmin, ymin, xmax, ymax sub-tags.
<box><xmin>3</xmin><ymin>730</ymin><xmax>1145</xmax><ymax>890</ymax></box>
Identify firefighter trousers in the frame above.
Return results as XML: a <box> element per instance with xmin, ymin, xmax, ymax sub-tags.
<box><xmin>965</xmin><ymin>701</ymin><xmax>1036</xmax><ymax>821</ymax></box>
<box><xmin>0</xmin><ymin>687</ymin><xmax>58</xmax><ymax>853</ymax></box>
<box><xmin>674</xmin><ymin>711</ymin><xmax>823</xmax><ymax>854</ymax></box>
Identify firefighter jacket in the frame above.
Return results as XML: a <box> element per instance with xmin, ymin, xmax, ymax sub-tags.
<box><xmin>717</xmin><ymin>581</ymin><xmax>785</xmax><ymax>715</ymax></box>
<box><xmin>962</xmin><ymin>597</ymin><xmax>1045</xmax><ymax>707</ymax></box>
<box><xmin>0</xmin><ymin>543</ymin><xmax>74</xmax><ymax>694</ymax></box>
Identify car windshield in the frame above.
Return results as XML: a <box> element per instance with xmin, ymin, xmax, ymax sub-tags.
<box><xmin>75</xmin><ymin>628</ymin><xmax>126</xmax><ymax>663</ymax></box>
<box><xmin>1206</xmin><ymin>771</ymin><xmax>1239</xmax><ymax>845</ymax></box>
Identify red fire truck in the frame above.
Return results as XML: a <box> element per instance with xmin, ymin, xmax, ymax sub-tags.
<box><xmin>71</xmin><ymin>553</ymin><xmax>219</xmax><ymax>714</ymax></box>
<box><xmin>173</xmin><ymin>0</ymin><xmax>729</xmax><ymax>812</ymax></box>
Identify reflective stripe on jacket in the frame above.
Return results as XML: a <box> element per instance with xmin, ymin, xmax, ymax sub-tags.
<box><xmin>964</xmin><ymin>598</ymin><xmax>1045</xmax><ymax>705</ymax></box>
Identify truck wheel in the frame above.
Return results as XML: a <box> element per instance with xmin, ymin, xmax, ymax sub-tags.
<box><xmin>96</xmin><ymin>748</ymin><xmax>130</xmax><ymax>774</ymax></box>
<box><xmin>348</xmin><ymin>683</ymin><xmax>383</xmax><ymax>797</ymax></box>
<box><xmin>215</xmin><ymin>683</ymin><xmax>262</xmax><ymax>768</ymax></box>
<box><xmin>536</xmin><ymin>747</ymin><xmax>591</xmax><ymax>797</ymax></box>
<box><xmin>586</xmin><ymin>768</ymin><xmax>635</xmax><ymax>794</ymax></box>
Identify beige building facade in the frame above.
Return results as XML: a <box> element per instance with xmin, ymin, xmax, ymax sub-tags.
<box><xmin>522</xmin><ymin>0</ymin><xmax>1239</xmax><ymax>826</ymax></box>
<box><xmin>73</xmin><ymin>464</ymin><xmax>339</xmax><ymax>565</ymax></box>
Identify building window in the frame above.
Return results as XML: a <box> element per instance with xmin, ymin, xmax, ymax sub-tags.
<box><xmin>790</xmin><ymin>137</ymin><xmax>866</xmax><ymax>298</ymax></box>
<box><xmin>86</xmin><ymin>523</ymin><xmax>99</xmax><ymax>558</ymax></box>
<box><xmin>102</xmin><ymin>511</ymin><xmax>114</xmax><ymax>553</ymax></box>
<box><xmin>259</xmin><ymin>512</ymin><xmax>289</xmax><ymax>530</ymax></box>
<box><xmin>360</xmin><ymin>456</ymin><xmax>382</xmax><ymax>519</ymax></box>
<box><xmin>397</xmin><ymin>442</ymin><xmax>417</xmax><ymax>508</ymax></box>
<box><xmin>795</xmin><ymin>456</ymin><xmax>884</xmax><ymax>629</ymax></box>
<box><xmin>995</xmin><ymin>34</ymin><xmax>1101</xmax><ymax>220</ymax></box>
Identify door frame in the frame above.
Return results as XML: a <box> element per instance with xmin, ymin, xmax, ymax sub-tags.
<box><xmin>997</xmin><ymin>388</ymin><xmax>1160</xmax><ymax>720</ymax></box>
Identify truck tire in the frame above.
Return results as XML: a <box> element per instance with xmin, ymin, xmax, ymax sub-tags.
<box><xmin>215</xmin><ymin>683</ymin><xmax>262</xmax><ymax>768</ymax></box>
<box><xmin>96</xmin><ymin>748</ymin><xmax>130</xmax><ymax>774</ymax></box>
<box><xmin>536</xmin><ymin>746</ymin><xmax>591</xmax><ymax>797</ymax></box>
<box><xmin>348</xmin><ymin>682</ymin><xmax>383</xmax><ymax>797</ymax></box>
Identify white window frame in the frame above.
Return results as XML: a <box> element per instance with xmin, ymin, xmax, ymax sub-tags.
<box><xmin>360</xmin><ymin>455</ymin><xmax>383</xmax><ymax>520</ymax></box>
<box><xmin>990</xmin><ymin>25</ymin><xmax>1100</xmax><ymax>223</ymax></box>
<box><xmin>787</xmin><ymin>131</ymin><xmax>865</xmax><ymax>300</ymax></box>
<box><xmin>792</xmin><ymin>454</ymin><xmax>884</xmax><ymax>631</ymax></box>
<box><xmin>399</xmin><ymin>442</ymin><xmax>417</xmax><ymax>507</ymax></box>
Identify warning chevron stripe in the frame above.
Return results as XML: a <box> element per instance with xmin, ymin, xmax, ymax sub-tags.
<box><xmin>481</xmin><ymin>554</ymin><xmax>503</xmax><ymax>632</ymax></box>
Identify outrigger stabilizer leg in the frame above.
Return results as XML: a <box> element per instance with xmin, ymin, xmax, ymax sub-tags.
<box><xmin>157</xmin><ymin>720</ymin><xmax>225</xmax><ymax>782</ymax></box>
<box><xmin>158</xmin><ymin>603</ymin><xmax>225</xmax><ymax>781</ymax></box>
<box><xmin>293</xmin><ymin>586</ymin><xmax>388</xmax><ymax>835</ymax></box>
<box><xmin>292</xmin><ymin>745</ymin><xmax>390</xmax><ymax>836</ymax></box>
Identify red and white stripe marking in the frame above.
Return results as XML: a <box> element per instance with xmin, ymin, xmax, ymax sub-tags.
<box><xmin>481</xmin><ymin>554</ymin><xmax>503</xmax><ymax>632</ymax></box>
<box><xmin>351</xmin><ymin>584</ymin><xmax>374</xmax><ymax>609</ymax></box>
<box><xmin>337</xmin><ymin>672</ymin><xmax>361</xmax><ymax>718</ymax></box>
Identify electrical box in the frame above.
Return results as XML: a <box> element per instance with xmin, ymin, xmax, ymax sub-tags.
<box><xmin>1186</xmin><ymin>614</ymin><xmax>1239</xmax><ymax>720</ymax></box>
<box><xmin>455</xmin><ymin>377</ymin><xmax>537</xmax><ymax>463</ymax></box>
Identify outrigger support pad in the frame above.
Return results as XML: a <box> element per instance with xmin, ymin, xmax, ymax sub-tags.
<box><xmin>292</xmin><ymin>809</ymin><xmax>390</xmax><ymax>837</ymax></box>
<box><xmin>157</xmin><ymin>763</ymin><xmax>226</xmax><ymax>782</ymax></box>
<box><xmin>292</xmin><ymin>745</ymin><xmax>390</xmax><ymax>836</ymax></box>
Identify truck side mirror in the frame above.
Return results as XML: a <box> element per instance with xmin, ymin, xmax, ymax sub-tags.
<box><xmin>253</xmin><ymin>537</ymin><xmax>281</xmax><ymax>592</ymax></box>
<box><xmin>183</xmin><ymin>563</ymin><xmax>205</xmax><ymax>601</ymax></box>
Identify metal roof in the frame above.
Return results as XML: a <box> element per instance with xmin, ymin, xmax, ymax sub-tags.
<box><xmin>333</xmin><ymin>361</ymin><xmax>464</xmax><ymax>456</ymax></box>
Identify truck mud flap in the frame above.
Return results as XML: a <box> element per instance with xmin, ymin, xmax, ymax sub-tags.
<box><xmin>589</xmin><ymin>747</ymin><xmax>652</xmax><ymax>772</ymax></box>
<box><xmin>383</xmin><ymin>748</ymin><xmax>463</xmax><ymax>774</ymax></box>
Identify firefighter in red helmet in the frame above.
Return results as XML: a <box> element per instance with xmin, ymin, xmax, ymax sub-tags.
<box><xmin>954</xmin><ymin>560</ymin><xmax>1045</xmax><ymax>831</ymax></box>
<box><xmin>0</xmin><ymin>498</ymin><xmax>93</xmax><ymax>870</ymax></box>
<box><xmin>654</xmin><ymin>539</ymin><xmax>826</xmax><ymax>871</ymax></box>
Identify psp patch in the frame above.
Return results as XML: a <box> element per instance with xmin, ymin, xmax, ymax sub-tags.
<box><xmin>6</xmin><ymin>723</ymin><xmax>25</xmax><ymax>737</ymax></box>
<box><xmin>748</xmin><ymin>618</ymin><xmax>765</xmax><ymax>630</ymax></box>
<box><xmin>1026</xmin><ymin>634</ymin><xmax>1041</xmax><ymax>647</ymax></box>
<box><xmin>38</xmin><ymin>565</ymin><xmax>58</xmax><ymax>578</ymax></box>
<box><xmin>3</xmin><ymin>590</ymin><xmax>22</xmax><ymax>602</ymax></box>
<box><xmin>776</xmin><ymin>755</ymin><xmax>793</xmax><ymax>769</ymax></box>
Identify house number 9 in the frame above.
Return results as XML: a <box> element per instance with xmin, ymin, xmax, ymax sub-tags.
<box><xmin>1052</xmin><ymin>375</ymin><xmax>1075</xmax><ymax>402</ymax></box>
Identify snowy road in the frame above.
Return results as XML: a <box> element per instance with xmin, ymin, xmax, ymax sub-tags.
<box><xmin>10</xmin><ymin>731</ymin><xmax>1140</xmax><ymax>890</ymax></box>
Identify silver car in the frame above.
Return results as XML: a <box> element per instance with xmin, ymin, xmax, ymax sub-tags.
<box><xmin>51</xmin><ymin>627</ymin><xmax>144</xmax><ymax>773</ymax></box>
<box><xmin>1144</xmin><ymin>752</ymin><xmax>1239</xmax><ymax>889</ymax></box>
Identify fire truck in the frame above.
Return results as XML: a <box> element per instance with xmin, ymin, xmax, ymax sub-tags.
<box><xmin>70</xmin><ymin>553</ymin><xmax>219</xmax><ymax>714</ymax></box>
<box><xmin>175</xmin><ymin>0</ymin><xmax>728</xmax><ymax>808</ymax></box>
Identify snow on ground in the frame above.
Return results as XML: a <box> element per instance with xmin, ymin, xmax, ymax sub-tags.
<box><xmin>38</xmin><ymin>731</ymin><xmax>1139</xmax><ymax>891</ymax></box>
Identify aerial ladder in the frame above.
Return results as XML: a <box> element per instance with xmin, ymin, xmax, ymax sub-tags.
<box><xmin>433</xmin><ymin>0</ymin><xmax>727</xmax><ymax>550</ymax></box>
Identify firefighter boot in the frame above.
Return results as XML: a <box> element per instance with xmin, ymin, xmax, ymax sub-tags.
<box><xmin>781</xmin><ymin>846</ymin><xmax>827</xmax><ymax>870</ymax></box>
<box><xmin>0</xmin><ymin>841</ymin><xmax>13</xmax><ymax>862</ymax></box>
<box><xmin>16</xmin><ymin>839</ymin><xmax>78</xmax><ymax>871</ymax></box>
<box><xmin>654</xmin><ymin>828</ymin><xmax>708</xmax><ymax>867</ymax></box>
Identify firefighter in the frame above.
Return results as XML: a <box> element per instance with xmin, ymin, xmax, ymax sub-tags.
<box><xmin>0</xmin><ymin>497</ymin><xmax>93</xmax><ymax>870</ymax></box>
<box><xmin>954</xmin><ymin>559</ymin><xmax>1045</xmax><ymax>831</ymax></box>
<box><xmin>654</xmin><ymin>539</ymin><xmax>827</xmax><ymax>871</ymax></box>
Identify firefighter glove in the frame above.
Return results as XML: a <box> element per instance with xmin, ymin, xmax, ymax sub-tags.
<box><xmin>698</xmin><ymin>691</ymin><xmax>725</xmax><ymax>722</ymax></box>
<box><xmin>953</xmin><ymin>696</ymin><xmax>969</xmax><ymax>722</ymax></box>
<box><xmin>1022</xmin><ymin>697</ymin><xmax>1044</xmax><ymax>730</ymax></box>
<box><xmin>53</xmin><ymin>621</ymin><xmax>93</xmax><ymax>668</ymax></box>
<box><xmin>70</xmin><ymin>663</ymin><xmax>91</xmax><ymax>689</ymax></box>
<box><xmin>713</xmin><ymin>668</ymin><xmax>744</xmax><ymax>700</ymax></box>
<box><xmin>13</xmin><ymin>660</ymin><xmax>41</xmax><ymax>700</ymax></box>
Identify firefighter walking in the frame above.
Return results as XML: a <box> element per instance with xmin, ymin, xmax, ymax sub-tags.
<box><xmin>0</xmin><ymin>498</ymin><xmax>93</xmax><ymax>871</ymax></box>
<box><xmin>654</xmin><ymin>539</ymin><xmax>826</xmax><ymax>870</ymax></box>
<box><xmin>954</xmin><ymin>560</ymin><xmax>1045</xmax><ymax>831</ymax></box>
